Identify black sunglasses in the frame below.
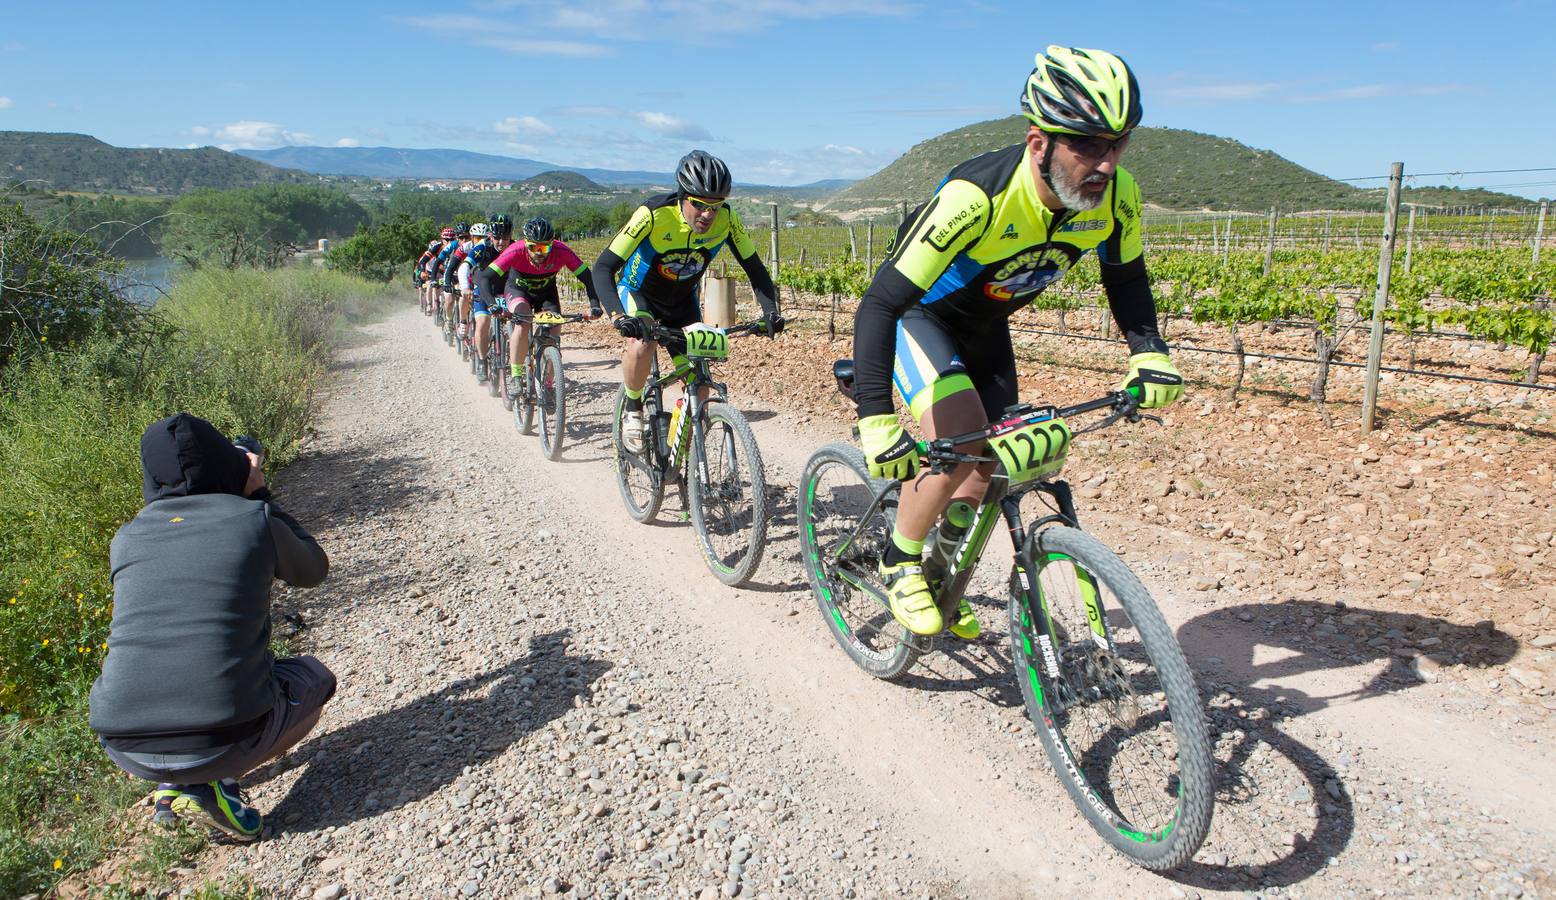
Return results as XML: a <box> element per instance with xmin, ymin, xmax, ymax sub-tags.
<box><xmin>1056</xmin><ymin>132</ymin><xmax>1130</xmax><ymax>160</ymax></box>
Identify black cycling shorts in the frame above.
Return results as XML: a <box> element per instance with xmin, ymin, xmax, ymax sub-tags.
<box><xmin>892</xmin><ymin>306</ymin><xmax>1018</xmax><ymax>422</ymax></box>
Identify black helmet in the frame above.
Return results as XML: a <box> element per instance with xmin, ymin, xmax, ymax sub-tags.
<box><xmin>490</xmin><ymin>214</ymin><xmax>513</xmax><ymax>237</ymax></box>
<box><xmin>523</xmin><ymin>217</ymin><xmax>555</xmax><ymax>242</ymax></box>
<box><xmin>675</xmin><ymin>150</ymin><xmax>731</xmax><ymax>198</ymax></box>
<box><xmin>454</xmin><ymin>221</ymin><xmax>471</xmax><ymax>238</ymax></box>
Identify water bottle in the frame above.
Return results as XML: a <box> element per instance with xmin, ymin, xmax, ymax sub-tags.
<box><xmin>922</xmin><ymin>500</ymin><xmax>976</xmax><ymax>587</ymax></box>
<box><xmin>666</xmin><ymin>397</ymin><xmax>689</xmax><ymax>466</ymax></box>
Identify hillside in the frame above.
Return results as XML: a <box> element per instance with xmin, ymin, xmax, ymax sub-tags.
<box><xmin>521</xmin><ymin>170</ymin><xmax>604</xmax><ymax>191</ymax></box>
<box><xmin>237</xmin><ymin>146</ymin><xmax>668</xmax><ymax>186</ymax></box>
<box><xmin>824</xmin><ymin>117</ymin><xmax>1534</xmax><ymax>213</ymax></box>
<box><xmin>0</xmin><ymin>132</ymin><xmax>312</xmax><ymax>195</ymax></box>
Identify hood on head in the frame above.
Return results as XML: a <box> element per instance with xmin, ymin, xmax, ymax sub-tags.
<box><xmin>139</xmin><ymin>412</ymin><xmax>251</xmax><ymax>504</ymax></box>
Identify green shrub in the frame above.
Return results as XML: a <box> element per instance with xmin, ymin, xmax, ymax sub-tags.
<box><xmin>0</xmin><ymin>264</ymin><xmax>388</xmax><ymax>895</ymax></box>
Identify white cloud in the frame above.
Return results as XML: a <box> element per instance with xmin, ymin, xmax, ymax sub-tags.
<box><xmin>823</xmin><ymin>144</ymin><xmax>865</xmax><ymax>156</ymax></box>
<box><xmin>0</xmin><ymin>97</ymin><xmax>12</xmax><ymax>110</ymax></box>
<box><xmin>1291</xmin><ymin>83</ymin><xmax>1470</xmax><ymax>102</ymax></box>
<box><xmin>1159</xmin><ymin>80</ymin><xmax>1285</xmax><ymax>103</ymax></box>
<box><xmin>474</xmin><ymin>35</ymin><xmax>610</xmax><ymax>57</ymax></box>
<box><xmin>494</xmin><ymin>115</ymin><xmax>557</xmax><ymax>137</ymax></box>
<box><xmin>189</xmin><ymin>125</ymin><xmax>210</xmax><ymax>136</ymax></box>
<box><xmin>1158</xmin><ymin>77</ymin><xmax>1472</xmax><ymax>107</ymax></box>
<box><xmin>394</xmin><ymin>13</ymin><xmax>609</xmax><ymax>57</ymax></box>
<box><xmin>633</xmin><ymin>111</ymin><xmax>712</xmax><ymax>141</ymax></box>
<box><xmin>334</xmin><ymin>137</ymin><xmax>362</xmax><ymax>148</ymax></box>
<box><xmin>203</xmin><ymin>121</ymin><xmax>314</xmax><ymax>150</ymax></box>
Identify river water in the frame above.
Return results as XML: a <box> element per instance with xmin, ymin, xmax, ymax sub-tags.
<box><xmin>115</xmin><ymin>256</ymin><xmax>174</xmax><ymax>306</ymax></box>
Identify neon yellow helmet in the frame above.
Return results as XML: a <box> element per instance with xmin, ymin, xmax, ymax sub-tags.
<box><xmin>1020</xmin><ymin>46</ymin><xmax>1142</xmax><ymax>139</ymax></box>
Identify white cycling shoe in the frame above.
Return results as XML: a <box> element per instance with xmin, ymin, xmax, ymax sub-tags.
<box><xmin>622</xmin><ymin>409</ymin><xmax>646</xmax><ymax>454</ymax></box>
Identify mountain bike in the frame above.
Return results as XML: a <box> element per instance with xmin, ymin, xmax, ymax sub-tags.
<box><xmin>612</xmin><ymin>322</ymin><xmax>770</xmax><ymax>586</ymax></box>
<box><xmin>482</xmin><ymin>300</ymin><xmax>510</xmax><ymax>402</ymax></box>
<box><xmin>797</xmin><ymin>360</ymin><xmax>1213</xmax><ymax>870</ymax></box>
<box><xmin>512</xmin><ymin>310</ymin><xmax>592</xmax><ymax>460</ymax></box>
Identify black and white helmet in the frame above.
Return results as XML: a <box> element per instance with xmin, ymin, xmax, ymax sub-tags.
<box><xmin>489</xmin><ymin>214</ymin><xmax>513</xmax><ymax>237</ymax></box>
<box><xmin>523</xmin><ymin>217</ymin><xmax>555</xmax><ymax>242</ymax></box>
<box><xmin>469</xmin><ymin>222</ymin><xmax>490</xmax><ymax>238</ymax></box>
<box><xmin>675</xmin><ymin>150</ymin><xmax>731</xmax><ymax>198</ymax></box>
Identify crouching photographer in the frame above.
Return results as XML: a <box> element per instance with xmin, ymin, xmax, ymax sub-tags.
<box><xmin>89</xmin><ymin>412</ymin><xmax>335</xmax><ymax>841</ymax></box>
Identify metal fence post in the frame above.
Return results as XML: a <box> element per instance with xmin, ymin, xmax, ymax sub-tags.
<box><xmin>1535</xmin><ymin>200</ymin><xmax>1548</xmax><ymax>265</ymax></box>
<box><xmin>1362</xmin><ymin>162</ymin><xmax>1404</xmax><ymax>435</ymax></box>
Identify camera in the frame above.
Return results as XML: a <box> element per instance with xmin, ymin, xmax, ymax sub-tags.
<box><xmin>233</xmin><ymin>435</ymin><xmax>267</xmax><ymax>466</ymax></box>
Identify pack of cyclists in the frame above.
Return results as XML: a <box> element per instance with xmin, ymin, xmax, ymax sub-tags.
<box><xmin>411</xmin><ymin>43</ymin><xmax>1183</xmax><ymax>644</ymax></box>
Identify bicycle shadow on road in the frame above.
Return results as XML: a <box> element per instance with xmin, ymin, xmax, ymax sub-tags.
<box><xmin>1163</xmin><ymin>600</ymin><xmax>1517</xmax><ymax>892</ymax></box>
<box><xmin>257</xmin><ymin>629</ymin><xmax>609</xmax><ymax>834</ymax></box>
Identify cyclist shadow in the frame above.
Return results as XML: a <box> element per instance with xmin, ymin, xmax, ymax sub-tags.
<box><xmin>1158</xmin><ymin>600</ymin><xmax>1517</xmax><ymax>891</ymax></box>
<box><xmin>254</xmin><ymin>629</ymin><xmax>609</xmax><ymax>834</ymax></box>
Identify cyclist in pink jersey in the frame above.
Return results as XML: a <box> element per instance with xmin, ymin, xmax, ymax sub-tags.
<box><xmin>476</xmin><ymin>217</ymin><xmax>604</xmax><ymax>382</ymax></box>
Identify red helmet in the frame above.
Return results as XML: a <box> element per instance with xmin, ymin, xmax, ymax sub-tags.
<box><xmin>440</xmin><ymin>227</ymin><xmax>456</xmax><ymax>239</ymax></box>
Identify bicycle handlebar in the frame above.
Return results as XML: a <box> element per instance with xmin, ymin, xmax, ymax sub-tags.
<box><xmin>642</xmin><ymin>320</ymin><xmax>769</xmax><ymax>343</ymax></box>
<box><xmin>916</xmin><ymin>387</ymin><xmax>1153</xmax><ymax>474</ymax></box>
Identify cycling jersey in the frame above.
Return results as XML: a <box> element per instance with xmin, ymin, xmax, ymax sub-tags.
<box><xmin>591</xmin><ymin>193</ymin><xmax>778</xmax><ymax>323</ymax></box>
<box><xmin>852</xmin><ymin>142</ymin><xmax>1164</xmax><ymax>418</ymax></box>
<box><xmin>431</xmin><ymin>239</ymin><xmax>459</xmax><ymax>282</ymax></box>
<box><xmin>476</xmin><ymin>239</ymin><xmax>601</xmax><ymax>312</ymax></box>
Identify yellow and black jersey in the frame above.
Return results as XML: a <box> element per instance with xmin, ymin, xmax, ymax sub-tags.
<box><xmin>591</xmin><ymin>193</ymin><xmax>776</xmax><ymax>313</ymax></box>
<box><xmin>852</xmin><ymin>142</ymin><xmax>1163</xmax><ymax>418</ymax></box>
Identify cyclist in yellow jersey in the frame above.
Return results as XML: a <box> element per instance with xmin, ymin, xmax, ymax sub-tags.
<box><xmin>851</xmin><ymin>46</ymin><xmax>1185</xmax><ymax>638</ymax></box>
<box><xmin>592</xmin><ymin>150</ymin><xmax>783</xmax><ymax>453</ymax></box>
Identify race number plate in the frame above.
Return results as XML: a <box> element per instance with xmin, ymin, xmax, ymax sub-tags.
<box><xmin>988</xmin><ymin>409</ymin><xmax>1070</xmax><ymax>484</ymax></box>
<box><xmin>532</xmin><ymin>311</ymin><xmax>566</xmax><ymax>325</ymax></box>
<box><xmin>683</xmin><ymin>324</ymin><xmax>730</xmax><ymax>360</ymax></box>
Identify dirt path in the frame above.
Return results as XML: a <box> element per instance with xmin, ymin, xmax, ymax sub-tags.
<box><xmin>199</xmin><ymin>304</ymin><xmax>1553</xmax><ymax>900</ymax></box>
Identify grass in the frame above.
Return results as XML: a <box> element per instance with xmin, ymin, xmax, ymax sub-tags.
<box><xmin>0</xmin><ymin>265</ymin><xmax>389</xmax><ymax>897</ymax></box>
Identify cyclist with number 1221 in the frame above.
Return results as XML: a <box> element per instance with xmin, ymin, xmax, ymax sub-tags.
<box><xmin>590</xmin><ymin>150</ymin><xmax>783</xmax><ymax>453</ymax></box>
<box><xmin>850</xmin><ymin>46</ymin><xmax>1184</xmax><ymax>639</ymax></box>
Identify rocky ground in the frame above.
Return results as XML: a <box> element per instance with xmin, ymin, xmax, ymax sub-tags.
<box><xmin>103</xmin><ymin>298</ymin><xmax>1554</xmax><ymax>899</ymax></box>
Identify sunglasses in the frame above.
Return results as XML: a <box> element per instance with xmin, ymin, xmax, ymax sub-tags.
<box><xmin>527</xmin><ymin>241</ymin><xmax>552</xmax><ymax>255</ymax></box>
<box><xmin>1056</xmin><ymin>132</ymin><xmax>1130</xmax><ymax>160</ymax></box>
<box><xmin>685</xmin><ymin>195</ymin><xmax>725</xmax><ymax>212</ymax></box>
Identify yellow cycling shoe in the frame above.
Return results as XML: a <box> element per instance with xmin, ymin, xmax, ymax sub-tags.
<box><xmin>880</xmin><ymin>560</ymin><xmax>942</xmax><ymax>636</ymax></box>
<box><xmin>948</xmin><ymin>598</ymin><xmax>980</xmax><ymax>640</ymax></box>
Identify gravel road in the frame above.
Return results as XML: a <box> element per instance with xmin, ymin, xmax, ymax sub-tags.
<box><xmin>192</xmin><ymin>303</ymin><xmax>1553</xmax><ymax>900</ymax></box>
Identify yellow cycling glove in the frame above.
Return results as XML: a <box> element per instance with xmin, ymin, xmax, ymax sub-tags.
<box><xmin>1119</xmin><ymin>352</ymin><xmax>1184</xmax><ymax>409</ymax></box>
<box><xmin>858</xmin><ymin>414</ymin><xmax>919</xmax><ymax>481</ymax></box>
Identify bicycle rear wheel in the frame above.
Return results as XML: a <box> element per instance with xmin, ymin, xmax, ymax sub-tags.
<box><xmin>687</xmin><ymin>402</ymin><xmax>767</xmax><ymax>586</ymax></box>
<box><xmin>537</xmin><ymin>345</ymin><xmax>566</xmax><ymax>461</ymax></box>
<box><xmin>612</xmin><ymin>387</ymin><xmax>663</xmax><ymax>523</ymax></box>
<box><xmin>487</xmin><ymin>325</ymin><xmax>504</xmax><ymax>398</ymax></box>
<box><xmin>1010</xmin><ymin>525</ymin><xmax>1213</xmax><ymax>870</ymax></box>
<box><xmin>797</xmin><ymin>443</ymin><xmax>922</xmax><ymax>680</ymax></box>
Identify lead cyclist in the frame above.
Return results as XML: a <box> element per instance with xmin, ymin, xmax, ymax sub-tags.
<box><xmin>850</xmin><ymin>46</ymin><xmax>1185</xmax><ymax>639</ymax></box>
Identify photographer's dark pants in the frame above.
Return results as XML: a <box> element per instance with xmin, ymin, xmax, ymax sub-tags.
<box><xmin>102</xmin><ymin>656</ymin><xmax>336</xmax><ymax>784</ymax></box>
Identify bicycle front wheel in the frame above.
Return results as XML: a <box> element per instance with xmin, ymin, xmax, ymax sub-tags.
<box><xmin>1010</xmin><ymin>525</ymin><xmax>1213</xmax><ymax>870</ymax></box>
<box><xmin>687</xmin><ymin>403</ymin><xmax>768</xmax><ymax>586</ymax></box>
<box><xmin>537</xmin><ymin>346</ymin><xmax>566</xmax><ymax>461</ymax></box>
<box><xmin>613</xmin><ymin>387</ymin><xmax>663</xmax><ymax>523</ymax></box>
<box><xmin>797</xmin><ymin>443</ymin><xmax>922</xmax><ymax>680</ymax></box>
<box><xmin>514</xmin><ymin>362</ymin><xmax>536</xmax><ymax>435</ymax></box>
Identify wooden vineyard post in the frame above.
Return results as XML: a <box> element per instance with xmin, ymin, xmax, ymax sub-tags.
<box><xmin>1324</xmin><ymin>215</ymin><xmax>1332</xmax><ymax>253</ymax></box>
<box><xmin>769</xmin><ymin>204</ymin><xmax>779</xmax><ymax>280</ymax></box>
<box><xmin>1223</xmin><ymin>213</ymin><xmax>1233</xmax><ymax>265</ymax></box>
<box><xmin>1535</xmin><ymin>200</ymin><xmax>1548</xmax><ymax>265</ymax></box>
<box><xmin>848</xmin><ymin>224</ymin><xmax>857</xmax><ymax>260</ymax></box>
<box><xmin>1263</xmin><ymin>207</ymin><xmax>1278</xmax><ymax>276</ymax></box>
<box><xmin>1361</xmin><ymin>162</ymin><xmax>1404</xmax><ymax>435</ymax></box>
<box><xmin>866</xmin><ymin>220</ymin><xmax>874</xmax><ymax>270</ymax></box>
<box><xmin>1404</xmin><ymin>206</ymin><xmax>1417</xmax><ymax>273</ymax></box>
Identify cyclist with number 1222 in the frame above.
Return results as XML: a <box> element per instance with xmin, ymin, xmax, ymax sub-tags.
<box><xmin>851</xmin><ymin>46</ymin><xmax>1184</xmax><ymax>639</ymax></box>
<box><xmin>591</xmin><ymin>150</ymin><xmax>783</xmax><ymax>453</ymax></box>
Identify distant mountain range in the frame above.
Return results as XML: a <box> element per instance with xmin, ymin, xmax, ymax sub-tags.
<box><xmin>0</xmin><ymin>131</ymin><xmax>312</xmax><ymax>195</ymax></box>
<box><xmin>235</xmin><ymin>146</ymin><xmax>671</xmax><ymax>186</ymax></box>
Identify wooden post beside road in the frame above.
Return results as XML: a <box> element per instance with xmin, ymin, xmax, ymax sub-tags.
<box><xmin>866</xmin><ymin>220</ymin><xmax>874</xmax><ymax>270</ymax></box>
<box><xmin>1263</xmin><ymin>206</ymin><xmax>1278</xmax><ymax>275</ymax></box>
<box><xmin>848</xmin><ymin>224</ymin><xmax>857</xmax><ymax>260</ymax></box>
<box><xmin>1361</xmin><ymin>162</ymin><xmax>1404</xmax><ymax>435</ymax></box>
<box><xmin>769</xmin><ymin>204</ymin><xmax>779</xmax><ymax>280</ymax></box>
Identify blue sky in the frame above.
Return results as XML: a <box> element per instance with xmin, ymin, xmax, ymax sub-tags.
<box><xmin>2</xmin><ymin>0</ymin><xmax>1553</xmax><ymax>198</ymax></box>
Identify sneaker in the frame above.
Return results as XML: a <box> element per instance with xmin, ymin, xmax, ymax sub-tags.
<box><xmin>510</xmin><ymin>364</ymin><xmax>522</xmax><ymax>381</ymax></box>
<box><xmin>949</xmin><ymin>598</ymin><xmax>981</xmax><ymax>640</ymax></box>
<box><xmin>151</xmin><ymin>783</ymin><xmax>182</xmax><ymax>828</ymax></box>
<box><xmin>622</xmin><ymin>408</ymin><xmax>646</xmax><ymax>454</ymax></box>
<box><xmin>169</xmin><ymin>780</ymin><xmax>263</xmax><ymax>842</ymax></box>
<box><xmin>879</xmin><ymin>560</ymin><xmax>941</xmax><ymax>635</ymax></box>
<box><xmin>457</xmin><ymin>323</ymin><xmax>468</xmax><ymax>340</ymax></box>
